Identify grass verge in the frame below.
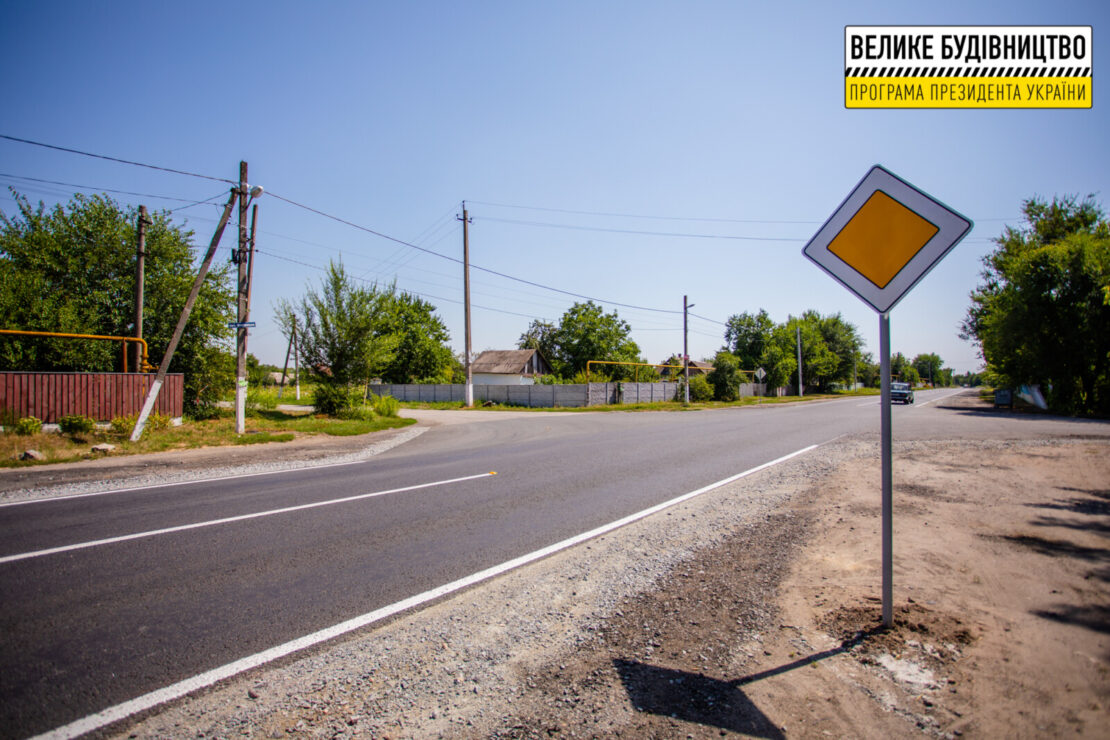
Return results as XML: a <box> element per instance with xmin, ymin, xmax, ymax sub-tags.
<box><xmin>0</xmin><ymin>409</ymin><xmax>414</xmax><ymax>468</ymax></box>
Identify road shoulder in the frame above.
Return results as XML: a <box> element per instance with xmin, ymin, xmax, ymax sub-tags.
<box><xmin>107</xmin><ymin>435</ymin><xmax>1110</xmax><ymax>739</ymax></box>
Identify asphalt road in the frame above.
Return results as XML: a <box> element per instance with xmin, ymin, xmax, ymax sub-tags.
<box><xmin>2</xmin><ymin>390</ymin><xmax>1107</xmax><ymax>738</ymax></box>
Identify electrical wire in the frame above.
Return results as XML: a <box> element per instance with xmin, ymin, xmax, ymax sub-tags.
<box><xmin>255</xmin><ymin>248</ymin><xmax>541</xmax><ymax>320</ymax></box>
<box><xmin>479</xmin><ymin>215</ymin><xmax>807</xmax><ymax>242</ymax></box>
<box><xmin>0</xmin><ymin>136</ymin><xmax>740</xmax><ymax>324</ymax></box>
<box><xmin>687</xmin><ymin>311</ymin><xmax>728</xmax><ymax>327</ymax></box>
<box><xmin>0</xmin><ymin>173</ymin><xmax>230</xmax><ymax>208</ymax></box>
<box><xmin>266</xmin><ymin>191</ymin><xmax>685</xmax><ymax>316</ymax></box>
<box><xmin>0</xmin><ymin>134</ymin><xmax>236</xmax><ymax>184</ymax></box>
<box><xmin>466</xmin><ymin>199</ymin><xmax>821</xmax><ymax>225</ymax></box>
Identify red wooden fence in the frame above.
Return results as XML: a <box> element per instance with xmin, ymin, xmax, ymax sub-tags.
<box><xmin>0</xmin><ymin>372</ymin><xmax>184</xmax><ymax>423</ymax></box>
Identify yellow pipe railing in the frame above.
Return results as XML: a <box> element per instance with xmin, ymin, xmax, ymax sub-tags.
<box><xmin>585</xmin><ymin>360</ymin><xmax>683</xmax><ymax>383</ymax></box>
<box><xmin>0</xmin><ymin>329</ymin><xmax>155</xmax><ymax>372</ymax></box>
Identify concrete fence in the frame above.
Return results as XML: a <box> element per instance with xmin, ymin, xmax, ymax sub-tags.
<box><xmin>369</xmin><ymin>382</ymin><xmax>679</xmax><ymax>408</ymax></box>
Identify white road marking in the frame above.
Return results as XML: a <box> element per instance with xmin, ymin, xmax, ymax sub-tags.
<box><xmin>32</xmin><ymin>443</ymin><xmax>822</xmax><ymax>740</ymax></box>
<box><xmin>0</xmin><ymin>426</ymin><xmax>427</xmax><ymax>509</ymax></box>
<box><xmin>914</xmin><ymin>389</ymin><xmax>965</xmax><ymax>407</ymax></box>
<box><xmin>0</xmin><ymin>472</ymin><xmax>496</xmax><ymax>565</ymax></box>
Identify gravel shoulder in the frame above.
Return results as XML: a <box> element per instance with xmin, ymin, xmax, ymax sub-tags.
<box><xmin>97</xmin><ymin>416</ymin><xmax>1109</xmax><ymax>738</ymax></box>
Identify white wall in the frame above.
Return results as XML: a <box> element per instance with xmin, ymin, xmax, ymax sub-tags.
<box><xmin>472</xmin><ymin>373</ymin><xmax>535</xmax><ymax>386</ymax></box>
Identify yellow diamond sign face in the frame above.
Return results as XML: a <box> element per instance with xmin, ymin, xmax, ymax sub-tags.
<box><xmin>803</xmin><ymin>166</ymin><xmax>971</xmax><ymax>313</ymax></box>
<box><xmin>829</xmin><ymin>191</ymin><xmax>939</xmax><ymax>289</ymax></box>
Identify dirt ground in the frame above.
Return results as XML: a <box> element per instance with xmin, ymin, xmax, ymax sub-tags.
<box><xmin>105</xmin><ymin>427</ymin><xmax>1110</xmax><ymax>740</ymax></box>
<box><xmin>468</xmin><ymin>439</ymin><xmax>1110</xmax><ymax>740</ymax></box>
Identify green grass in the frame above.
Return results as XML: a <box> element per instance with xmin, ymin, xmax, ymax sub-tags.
<box><xmin>0</xmin><ymin>408</ymin><xmax>414</xmax><ymax>467</ymax></box>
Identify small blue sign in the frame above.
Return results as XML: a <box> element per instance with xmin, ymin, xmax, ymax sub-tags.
<box><xmin>228</xmin><ymin>321</ymin><xmax>256</xmax><ymax>329</ymax></box>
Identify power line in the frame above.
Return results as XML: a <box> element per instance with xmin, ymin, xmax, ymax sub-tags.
<box><xmin>256</xmin><ymin>248</ymin><xmax>542</xmax><ymax>321</ymax></box>
<box><xmin>479</xmin><ymin>215</ymin><xmax>806</xmax><ymax>242</ymax></box>
<box><xmin>0</xmin><ymin>134</ymin><xmax>235</xmax><ymax>184</ymax></box>
<box><xmin>0</xmin><ymin>172</ymin><xmax>227</xmax><ymax>207</ymax></box>
<box><xmin>266</xmin><ymin>191</ymin><xmax>684</xmax><ymax>315</ymax></box>
<box><xmin>467</xmin><ymin>199</ymin><xmax>821</xmax><ymax>225</ymax></box>
<box><xmin>470</xmin><ymin>198</ymin><xmax>1021</xmax><ymax>225</ymax></box>
<box><xmin>688</xmin><ymin>311</ymin><xmax>728</xmax><ymax>327</ymax></box>
<box><xmin>0</xmin><ymin>135</ymin><xmax>723</xmax><ymax>322</ymax></box>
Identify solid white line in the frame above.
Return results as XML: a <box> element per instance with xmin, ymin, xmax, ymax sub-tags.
<box><xmin>0</xmin><ymin>427</ymin><xmax>428</xmax><ymax>510</ymax></box>
<box><xmin>32</xmin><ymin>442</ymin><xmax>822</xmax><ymax>740</ymax></box>
<box><xmin>0</xmin><ymin>472</ymin><xmax>496</xmax><ymax>565</ymax></box>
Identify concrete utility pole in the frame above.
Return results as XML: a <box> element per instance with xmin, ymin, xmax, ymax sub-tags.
<box><xmin>683</xmin><ymin>295</ymin><xmax>694</xmax><ymax>404</ymax></box>
<box><xmin>459</xmin><ymin>202</ymin><xmax>473</xmax><ymax>407</ymax></box>
<box><xmin>134</xmin><ymin>205</ymin><xmax>151</xmax><ymax>372</ymax></box>
<box><xmin>796</xmin><ymin>324</ymin><xmax>803</xmax><ymax>397</ymax></box>
<box><xmin>131</xmin><ymin>186</ymin><xmax>239</xmax><ymax>442</ymax></box>
<box><xmin>235</xmin><ymin>162</ymin><xmax>250</xmax><ymax>435</ymax></box>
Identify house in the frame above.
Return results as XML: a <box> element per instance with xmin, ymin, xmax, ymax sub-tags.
<box><xmin>470</xmin><ymin>349</ymin><xmax>552</xmax><ymax>385</ymax></box>
<box><xmin>660</xmin><ymin>360</ymin><xmax>713</xmax><ymax>378</ymax></box>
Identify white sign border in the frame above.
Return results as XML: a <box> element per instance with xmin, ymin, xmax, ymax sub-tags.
<box><xmin>803</xmin><ymin>165</ymin><xmax>973</xmax><ymax>314</ymax></box>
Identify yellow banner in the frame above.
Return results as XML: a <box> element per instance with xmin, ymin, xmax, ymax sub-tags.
<box><xmin>846</xmin><ymin>76</ymin><xmax>1092</xmax><ymax>109</ymax></box>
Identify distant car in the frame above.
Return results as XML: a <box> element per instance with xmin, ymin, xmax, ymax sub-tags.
<box><xmin>891</xmin><ymin>381</ymin><xmax>915</xmax><ymax>404</ymax></box>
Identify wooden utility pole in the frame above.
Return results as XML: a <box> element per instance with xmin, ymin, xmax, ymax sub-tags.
<box><xmin>459</xmin><ymin>202</ymin><xmax>473</xmax><ymax>407</ymax></box>
<box><xmin>130</xmin><ymin>186</ymin><xmax>239</xmax><ymax>442</ymax></box>
<box><xmin>278</xmin><ymin>315</ymin><xmax>296</xmax><ymax>399</ymax></box>
<box><xmin>235</xmin><ymin>161</ymin><xmax>249</xmax><ymax>434</ymax></box>
<box><xmin>246</xmin><ymin>202</ymin><xmax>258</xmax><ymax>314</ymax></box>
<box><xmin>134</xmin><ymin>205</ymin><xmax>150</xmax><ymax>372</ymax></box>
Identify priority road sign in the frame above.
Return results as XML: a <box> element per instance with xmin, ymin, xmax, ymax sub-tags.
<box><xmin>802</xmin><ymin>164</ymin><xmax>971</xmax><ymax>628</ymax></box>
<box><xmin>803</xmin><ymin>165</ymin><xmax>972</xmax><ymax>314</ymax></box>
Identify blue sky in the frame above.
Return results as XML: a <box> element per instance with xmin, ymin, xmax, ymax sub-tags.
<box><xmin>2</xmin><ymin>1</ymin><xmax>1106</xmax><ymax>374</ymax></box>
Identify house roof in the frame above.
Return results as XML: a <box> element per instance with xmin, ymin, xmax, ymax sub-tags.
<box><xmin>660</xmin><ymin>360</ymin><xmax>713</xmax><ymax>376</ymax></box>
<box><xmin>471</xmin><ymin>349</ymin><xmax>547</xmax><ymax>375</ymax></box>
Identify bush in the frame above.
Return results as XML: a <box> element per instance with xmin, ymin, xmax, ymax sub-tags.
<box><xmin>14</xmin><ymin>416</ymin><xmax>43</xmax><ymax>435</ymax></box>
<box><xmin>246</xmin><ymin>386</ymin><xmax>279</xmax><ymax>412</ymax></box>
<box><xmin>313</xmin><ymin>382</ymin><xmax>364</xmax><ymax>417</ymax></box>
<box><xmin>337</xmin><ymin>405</ymin><xmax>376</xmax><ymax>422</ymax></box>
<box><xmin>110</xmin><ymin>412</ymin><xmax>170</xmax><ymax>436</ymax></box>
<box><xmin>110</xmin><ymin>414</ymin><xmax>137</xmax><ymax>436</ymax></box>
<box><xmin>688</xmin><ymin>374</ymin><xmax>714</xmax><ymax>402</ymax></box>
<box><xmin>58</xmin><ymin>414</ymin><xmax>96</xmax><ymax>436</ymax></box>
<box><xmin>373</xmin><ymin>394</ymin><xmax>400</xmax><ymax>417</ymax></box>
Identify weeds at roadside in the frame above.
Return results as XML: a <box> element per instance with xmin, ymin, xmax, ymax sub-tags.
<box><xmin>0</xmin><ymin>408</ymin><xmax>414</xmax><ymax>467</ymax></box>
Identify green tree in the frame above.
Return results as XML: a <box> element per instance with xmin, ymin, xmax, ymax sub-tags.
<box><xmin>377</xmin><ymin>292</ymin><xmax>455</xmax><ymax>383</ymax></box>
<box><xmin>760</xmin><ymin>323</ymin><xmax>798</xmax><ymax>391</ymax></box>
<box><xmin>912</xmin><ymin>353</ymin><xmax>944</xmax><ymax>387</ymax></box>
<box><xmin>814</xmin><ymin>311</ymin><xmax>864</xmax><ymax>388</ymax></box>
<box><xmin>277</xmin><ymin>261</ymin><xmax>397</xmax><ymax>391</ymax></box>
<box><xmin>0</xmin><ymin>191</ymin><xmax>235</xmax><ymax>414</ymax></box>
<box><xmin>519</xmin><ymin>301</ymin><xmax>643</xmax><ymax>379</ymax></box>
<box><xmin>856</xmin><ymin>352</ymin><xmax>879</xmax><ymax>389</ymax></box>
<box><xmin>961</xmin><ymin>195</ymin><xmax>1110</xmax><ymax>415</ymax></box>
<box><xmin>890</xmin><ymin>352</ymin><xmax>920</xmax><ymax>385</ymax></box>
<box><xmin>517</xmin><ymin>319</ymin><xmax>558</xmax><ymax>372</ymax></box>
<box><xmin>708</xmin><ymin>350</ymin><xmax>742</xmax><ymax>401</ymax></box>
<box><xmin>787</xmin><ymin>312</ymin><xmax>839</xmax><ymax>392</ymax></box>
<box><xmin>724</xmin><ymin>309</ymin><xmax>774</xmax><ymax>369</ymax></box>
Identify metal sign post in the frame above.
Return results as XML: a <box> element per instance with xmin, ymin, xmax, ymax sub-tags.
<box><xmin>803</xmin><ymin>165</ymin><xmax>971</xmax><ymax>628</ymax></box>
<box><xmin>879</xmin><ymin>313</ymin><xmax>893</xmax><ymax>626</ymax></box>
